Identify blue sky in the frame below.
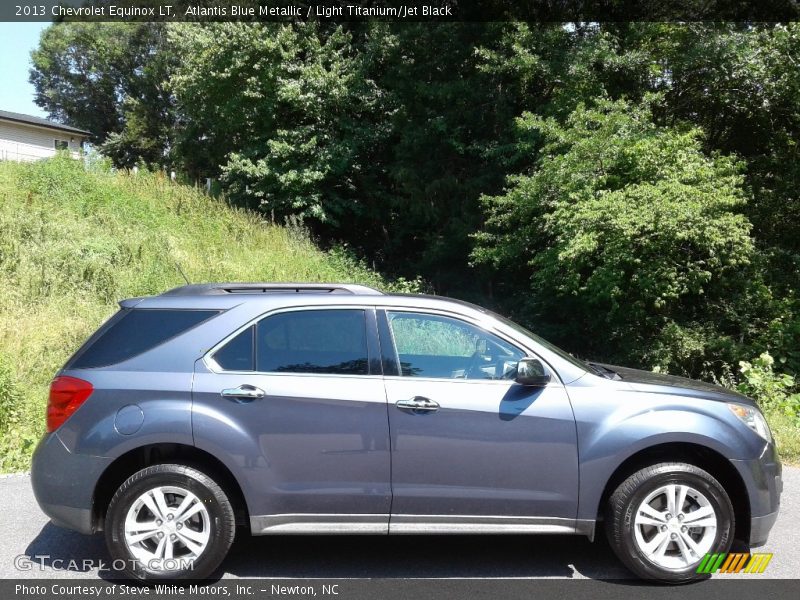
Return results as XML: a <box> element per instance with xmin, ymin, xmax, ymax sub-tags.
<box><xmin>0</xmin><ymin>22</ymin><xmax>51</xmax><ymax>117</ymax></box>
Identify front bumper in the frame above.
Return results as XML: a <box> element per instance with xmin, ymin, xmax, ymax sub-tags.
<box><xmin>730</xmin><ymin>441</ymin><xmax>782</xmax><ymax>547</ymax></box>
<box><xmin>31</xmin><ymin>432</ymin><xmax>111</xmax><ymax>535</ymax></box>
<box><xmin>750</xmin><ymin>510</ymin><xmax>779</xmax><ymax>548</ymax></box>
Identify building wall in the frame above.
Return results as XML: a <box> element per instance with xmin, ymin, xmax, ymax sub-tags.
<box><xmin>0</xmin><ymin>120</ymin><xmax>85</xmax><ymax>162</ymax></box>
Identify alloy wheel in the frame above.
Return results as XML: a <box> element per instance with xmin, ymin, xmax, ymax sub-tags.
<box><xmin>123</xmin><ymin>485</ymin><xmax>210</xmax><ymax>566</ymax></box>
<box><xmin>632</xmin><ymin>483</ymin><xmax>718</xmax><ymax>570</ymax></box>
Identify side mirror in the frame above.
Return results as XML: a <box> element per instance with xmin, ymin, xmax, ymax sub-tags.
<box><xmin>515</xmin><ymin>358</ymin><xmax>550</xmax><ymax>387</ymax></box>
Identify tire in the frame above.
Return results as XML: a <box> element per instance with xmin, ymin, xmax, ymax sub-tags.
<box><xmin>606</xmin><ymin>462</ymin><xmax>734</xmax><ymax>583</ymax></box>
<box><xmin>105</xmin><ymin>464</ymin><xmax>236</xmax><ymax>581</ymax></box>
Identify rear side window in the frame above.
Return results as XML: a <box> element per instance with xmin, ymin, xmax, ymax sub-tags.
<box><xmin>257</xmin><ymin>309</ymin><xmax>368</xmax><ymax>375</ymax></box>
<box><xmin>211</xmin><ymin>309</ymin><xmax>370</xmax><ymax>375</ymax></box>
<box><xmin>70</xmin><ymin>309</ymin><xmax>219</xmax><ymax>368</ymax></box>
<box><xmin>212</xmin><ymin>326</ymin><xmax>255</xmax><ymax>371</ymax></box>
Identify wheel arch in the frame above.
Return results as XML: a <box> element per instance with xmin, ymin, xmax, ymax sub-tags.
<box><xmin>594</xmin><ymin>441</ymin><xmax>750</xmax><ymax>543</ymax></box>
<box><xmin>92</xmin><ymin>443</ymin><xmax>250</xmax><ymax>533</ymax></box>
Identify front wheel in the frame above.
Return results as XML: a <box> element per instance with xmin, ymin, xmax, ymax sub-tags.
<box><xmin>105</xmin><ymin>464</ymin><xmax>236</xmax><ymax>581</ymax></box>
<box><xmin>606</xmin><ymin>462</ymin><xmax>734</xmax><ymax>583</ymax></box>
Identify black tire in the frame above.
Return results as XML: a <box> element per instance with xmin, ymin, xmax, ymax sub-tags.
<box><xmin>105</xmin><ymin>464</ymin><xmax>236</xmax><ymax>581</ymax></box>
<box><xmin>606</xmin><ymin>462</ymin><xmax>734</xmax><ymax>583</ymax></box>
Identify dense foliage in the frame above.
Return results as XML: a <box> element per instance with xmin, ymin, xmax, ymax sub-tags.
<box><xmin>31</xmin><ymin>22</ymin><xmax>176</xmax><ymax>167</ymax></box>
<box><xmin>28</xmin><ymin>23</ymin><xmax>800</xmax><ymax>385</ymax></box>
<box><xmin>474</xmin><ymin>98</ymin><xmax>767</xmax><ymax>374</ymax></box>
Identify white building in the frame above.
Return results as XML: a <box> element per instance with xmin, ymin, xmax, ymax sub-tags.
<box><xmin>0</xmin><ymin>110</ymin><xmax>90</xmax><ymax>162</ymax></box>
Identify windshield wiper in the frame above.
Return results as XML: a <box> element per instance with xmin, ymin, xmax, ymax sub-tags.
<box><xmin>587</xmin><ymin>362</ymin><xmax>622</xmax><ymax>380</ymax></box>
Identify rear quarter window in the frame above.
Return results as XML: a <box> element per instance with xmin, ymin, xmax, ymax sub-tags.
<box><xmin>68</xmin><ymin>309</ymin><xmax>219</xmax><ymax>369</ymax></box>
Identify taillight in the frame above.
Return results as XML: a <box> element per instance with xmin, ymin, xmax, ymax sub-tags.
<box><xmin>47</xmin><ymin>376</ymin><xmax>93</xmax><ymax>433</ymax></box>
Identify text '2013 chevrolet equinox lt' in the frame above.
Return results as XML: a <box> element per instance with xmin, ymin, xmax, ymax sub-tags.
<box><xmin>31</xmin><ymin>283</ymin><xmax>782</xmax><ymax>582</ymax></box>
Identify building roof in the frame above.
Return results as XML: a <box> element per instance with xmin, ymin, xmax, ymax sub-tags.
<box><xmin>0</xmin><ymin>110</ymin><xmax>91</xmax><ymax>136</ymax></box>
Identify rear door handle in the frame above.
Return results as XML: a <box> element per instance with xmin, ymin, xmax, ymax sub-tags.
<box><xmin>396</xmin><ymin>396</ymin><xmax>439</xmax><ymax>413</ymax></box>
<box><xmin>221</xmin><ymin>384</ymin><xmax>266</xmax><ymax>401</ymax></box>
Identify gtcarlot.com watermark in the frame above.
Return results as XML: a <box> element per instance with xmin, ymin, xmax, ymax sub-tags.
<box><xmin>14</xmin><ymin>554</ymin><xmax>194</xmax><ymax>572</ymax></box>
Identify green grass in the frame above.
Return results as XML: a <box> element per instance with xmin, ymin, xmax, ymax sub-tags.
<box><xmin>0</xmin><ymin>156</ymin><xmax>415</xmax><ymax>471</ymax></box>
<box><xmin>766</xmin><ymin>410</ymin><xmax>800</xmax><ymax>464</ymax></box>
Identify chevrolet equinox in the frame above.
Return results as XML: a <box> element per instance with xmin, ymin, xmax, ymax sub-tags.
<box><xmin>31</xmin><ymin>283</ymin><xmax>782</xmax><ymax>582</ymax></box>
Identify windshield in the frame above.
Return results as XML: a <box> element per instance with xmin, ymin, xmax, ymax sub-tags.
<box><xmin>491</xmin><ymin>313</ymin><xmax>592</xmax><ymax>373</ymax></box>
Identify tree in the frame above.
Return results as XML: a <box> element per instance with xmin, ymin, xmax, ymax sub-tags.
<box><xmin>473</xmin><ymin>97</ymin><xmax>765</xmax><ymax>375</ymax></box>
<box><xmin>170</xmin><ymin>23</ymin><xmax>387</xmax><ymax>219</ymax></box>
<box><xmin>168</xmin><ymin>23</ymin><xmax>528</xmax><ymax>295</ymax></box>
<box><xmin>29</xmin><ymin>22</ymin><xmax>800</xmax><ymax>374</ymax></box>
<box><xmin>30</xmin><ymin>22</ymin><xmax>176</xmax><ymax>167</ymax></box>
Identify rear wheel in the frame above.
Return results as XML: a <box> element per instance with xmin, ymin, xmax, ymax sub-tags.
<box><xmin>105</xmin><ymin>464</ymin><xmax>235</xmax><ymax>581</ymax></box>
<box><xmin>606</xmin><ymin>462</ymin><xmax>734</xmax><ymax>583</ymax></box>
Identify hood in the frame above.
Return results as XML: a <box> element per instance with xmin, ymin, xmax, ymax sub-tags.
<box><xmin>593</xmin><ymin>363</ymin><xmax>756</xmax><ymax>406</ymax></box>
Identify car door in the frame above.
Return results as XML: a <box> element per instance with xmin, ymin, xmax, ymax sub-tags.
<box><xmin>192</xmin><ymin>307</ymin><xmax>391</xmax><ymax>533</ymax></box>
<box><xmin>379</xmin><ymin>309</ymin><xmax>580</xmax><ymax>532</ymax></box>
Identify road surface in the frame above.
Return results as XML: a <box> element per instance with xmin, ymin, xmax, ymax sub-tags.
<box><xmin>1</xmin><ymin>468</ymin><xmax>797</xmax><ymax>580</ymax></box>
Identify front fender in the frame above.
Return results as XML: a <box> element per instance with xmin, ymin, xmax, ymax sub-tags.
<box><xmin>569</xmin><ymin>389</ymin><xmax>763</xmax><ymax>522</ymax></box>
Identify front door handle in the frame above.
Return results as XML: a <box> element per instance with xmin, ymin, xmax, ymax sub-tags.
<box><xmin>396</xmin><ymin>396</ymin><xmax>439</xmax><ymax>413</ymax></box>
<box><xmin>221</xmin><ymin>384</ymin><xmax>266</xmax><ymax>401</ymax></box>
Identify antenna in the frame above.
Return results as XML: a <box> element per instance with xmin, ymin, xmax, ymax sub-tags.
<box><xmin>175</xmin><ymin>261</ymin><xmax>191</xmax><ymax>285</ymax></box>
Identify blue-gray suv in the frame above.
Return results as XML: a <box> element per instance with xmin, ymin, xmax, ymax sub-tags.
<box><xmin>31</xmin><ymin>283</ymin><xmax>782</xmax><ymax>582</ymax></box>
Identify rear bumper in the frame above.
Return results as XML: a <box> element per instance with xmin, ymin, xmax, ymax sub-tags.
<box><xmin>31</xmin><ymin>432</ymin><xmax>111</xmax><ymax>535</ymax></box>
<box><xmin>730</xmin><ymin>442</ymin><xmax>782</xmax><ymax>547</ymax></box>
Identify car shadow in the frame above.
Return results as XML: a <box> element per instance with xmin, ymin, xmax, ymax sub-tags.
<box><xmin>24</xmin><ymin>523</ymin><xmax>111</xmax><ymax>574</ymax></box>
<box><xmin>223</xmin><ymin>532</ymin><xmax>634</xmax><ymax>580</ymax></box>
<box><xmin>25</xmin><ymin>522</ymin><xmax>636</xmax><ymax>581</ymax></box>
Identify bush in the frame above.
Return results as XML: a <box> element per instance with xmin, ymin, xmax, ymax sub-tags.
<box><xmin>736</xmin><ymin>353</ymin><xmax>800</xmax><ymax>423</ymax></box>
<box><xmin>473</xmin><ymin>97</ymin><xmax>764</xmax><ymax>377</ymax></box>
<box><xmin>0</xmin><ymin>355</ymin><xmax>20</xmax><ymax>429</ymax></box>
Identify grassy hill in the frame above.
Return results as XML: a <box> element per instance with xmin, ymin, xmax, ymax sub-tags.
<box><xmin>0</xmin><ymin>156</ymin><xmax>415</xmax><ymax>471</ymax></box>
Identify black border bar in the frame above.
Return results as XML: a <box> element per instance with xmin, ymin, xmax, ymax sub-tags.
<box><xmin>3</xmin><ymin>1</ymin><xmax>800</xmax><ymax>23</ymax></box>
<box><xmin>5</xmin><ymin>578</ymin><xmax>800</xmax><ymax>600</ymax></box>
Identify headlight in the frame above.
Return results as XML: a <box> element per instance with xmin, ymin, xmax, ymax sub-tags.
<box><xmin>728</xmin><ymin>403</ymin><xmax>773</xmax><ymax>443</ymax></box>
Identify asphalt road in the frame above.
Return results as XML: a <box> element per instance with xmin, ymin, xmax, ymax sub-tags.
<box><xmin>1</xmin><ymin>469</ymin><xmax>797</xmax><ymax>581</ymax></box>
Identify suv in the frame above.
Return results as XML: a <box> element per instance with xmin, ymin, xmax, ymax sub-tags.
<box><xmin>32</xmin><ymin>283</ymin><xmax>781</xmax><ymax>582</ymax></box>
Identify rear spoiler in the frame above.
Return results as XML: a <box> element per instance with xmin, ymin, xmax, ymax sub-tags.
<box><xmin>118</xmin><ymin>297</ymin><xmax>145</xmax><ymax>309</ymax></box>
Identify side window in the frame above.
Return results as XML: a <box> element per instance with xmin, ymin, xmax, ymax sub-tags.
<box><xmin>54</xmin><ymin>139</ymin><xmax>69</xmax><ymax>150</ymax></box>
<box><xmin>386</xmin><ymin>311</ymin><xmax>525</xmax><ymax>380</ymax></box>
<box><xmin>256</xmin><ymin>309</ymin><xmax>369</xmax><ymax>375</ymax></box>
<box><xmin>212</xmin><ymin>326</ymin><xmax>254</xmax><ymax>371</ymax></box>
<box><xmin>69</xmin><ymin>309</ymin><xmax>219</xmax><ymax>369</ymax></box>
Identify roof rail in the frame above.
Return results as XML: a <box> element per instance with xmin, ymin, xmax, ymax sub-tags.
<box><xmin>160</xmin><ymin>283</ymin><xmax>384</xmax><ymax>296</ymax></box>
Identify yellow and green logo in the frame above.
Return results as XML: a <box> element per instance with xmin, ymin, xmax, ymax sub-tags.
<box><xmin>696</xmin><ymin>552</ymin><xmax>773</xmax><ymax>574</ymax></box>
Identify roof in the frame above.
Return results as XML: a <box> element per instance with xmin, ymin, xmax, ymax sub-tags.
<box><xmin>160</xmin><ymin>283</ymin><xmax>385</xmax><ymax>297</ymax></box>
<box><xmin>0</xmin><ymin>110</ymin><xmax>91</xmax><ymax>136</ymax></box>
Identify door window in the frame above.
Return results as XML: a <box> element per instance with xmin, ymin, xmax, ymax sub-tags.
<box><xmin>385</xmin><ymin>312</ymin><xmax>524</xmax><ymax>380</ymax></box>
<box><xmin>257</xmin><ymin>309</ymin><xmax>369</xmax><ymax>375</ymax></box>
<box><xmin>212</xmin><ymin>309</ymin><xmax>371</xmax><ymax>375</ymax></box>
